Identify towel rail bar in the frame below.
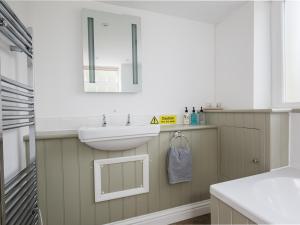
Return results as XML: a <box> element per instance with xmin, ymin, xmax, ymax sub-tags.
<box><xmin>7</xmin><ymin>198</ymin><xmax>37</xmax><ymax>225</ymax></box>
<box><xmin>4</xmin><ymin>171</ymin><xmax>37</xmax><ymax>217</ymax></box>
<box><xmin>5</xmin><ymin>184</ymin><xmax>37</xmax><ymax>224</ymax></box>
<box><xmin>3</xmin><ymin>115</ymin><xmax>34</xmax><ymax>121</ymax></box>
<box><xmin>0</xmin><ymin>17</ymin><xmax>31</xmax><ymax>48</ymax></box>
<box><xmin>1</xmin><ymin>86</ymin><xmax>33</xmax><ymax>98</ymax></box>
<box><xmin>0</xmin><ymin>1</ymin><xmax>38</xmax><ymax>224</ymax></box>
<box><xmin>3</xmin><ymin>122</ymin><xmax>34</xmax><ymax>130</ymax></box>
<box><xmin>0</xmin><ymin>1</ymin><xmax>31</xmax><ymax>42</ymax></box>
<box><xmin>1</xmin><ymin>76</ymin><xmax>33</xmax><ymax>91</ymax></box>
<box><xmin>1</xmin><ymin>96</ymin><xmax>34</xmax><ymax>105</ymax></box>
<box><xmin>4</xmin><ymin>162</ymin><xmax>35</xmax><ymax>190</ymax></box>
<box><xmin>0</xmin><ymin>23</ymin><xmax>32</xmax><ymax>58</ymax></box>
<box><xmin>2</xmin><ymin>105</ymin><xmax>34</xmax><ymax>112</ymax></box>
<box><xmin>5</xmin><ymin>188</ymin><xmax>37</xmax><ymax>223</ymax></box>
<box><xmin>26</xmin><ymin>213</ymin><xmax>38</xmax><ymax>225</ymax></box>
<box><xmin>0</xmin><ymin>3</ymin><xmax>32</xmax><ymax>44</ymax></box>
<box><xmin>5</xmin><ymin>176</ymin><xmax>36</xmax><ymax>209</ymax></box>
<box><xmin>5</xmin><ymin>168</ymin><xmax>36</xmax><ymax>199</ymax></box>
<box><xmin>0</xmin><ymin>2</ymin><xmax>32</xmax><ymax>57</ymax></box>
<box><xmin>0</xmin><ymin>24</ymin><xmax>32</xmax><ymax>57</ymax></box>
<box><xmin>24</xmin><ymin>211</ymin><xmax>38</xmax><ymax>225</ymax></box>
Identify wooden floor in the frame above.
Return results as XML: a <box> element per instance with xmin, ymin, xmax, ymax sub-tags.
<box><xmin>172</xmin><ymin>214</ymin><xmax>211</xmax><ymax>225</ymax></box>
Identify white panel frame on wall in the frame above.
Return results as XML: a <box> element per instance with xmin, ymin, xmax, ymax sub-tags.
<box><xmin>94</xmin><ymin>154</ymin><xmax>149</xmax><ymax>202</ymax></box>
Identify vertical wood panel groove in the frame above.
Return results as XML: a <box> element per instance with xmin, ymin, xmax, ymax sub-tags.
<box><xmin>60</xmin><ymin>140</ymin><xmax>66</xmax><ymax>225</ymax></box>
<box><xmin>78</xmin><ymin>143</ymin><xmax>95</xmax><ymax>225</ymax></box>
<box><xmin>108</xmin><ymin>156</ymin><xmax>112</xmax><ymax>222</ymax></box>
<box><xmin>37</xmin><ymin>129</ymin><xmax>219</xmax><ymax>225</ymax></box>
<box><xmin>121</xmin><ymin>151</ymin><xmax>125</xmax><ymax>220</ymax></box>
<box><xmin>108</xmin><ymin>157</ymin><xmax>112</xmax><ymax>222</ymax></box>
<box><xmin>212</xmin><ymin>195</ymin><xmax>257</xmax><ymax>225</ymax></box>
<box><xmin>76</xmin><ymin>141</ymin><xmax>82</xmax><ymax>225</ymax></box>
<box><xmin>134</xmin><ymin>148</ymin><xmax>138</xmax><ymax>217</ymax></box>
<box><xmin>92</xmin><ymin>150</ymin><xmax>97</xmax><ymax>225</ymax></box>
<box><xmin>43</xmin><ymin>141</ymin><xmax>49</xmax><ymax>225</ymax></box>
<box><xmin>146</xmin><ymin>143</ymin><xmax>150</xmax><ymax>213</ymax></box>
<box><xmin>45</xmin><ymin>140</ymin><xmax>64</xmax><ymax>225</ymax></box>
<box><xmin>121</xmin><ymin>151</ymin><xmax>125</xmax><ymax>219</ymax></box>
<box><xmin>37</xmin><ymin>140</ymin><xmax>48</xmax><ymax>225</ymax></box>
<box><xmin>158</xmin><ymin>134</ymin><xmax>161</xmax><ymax>211</ymax></box>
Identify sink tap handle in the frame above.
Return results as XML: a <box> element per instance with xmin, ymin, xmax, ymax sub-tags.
<box><xmin>102</xmin><ymin>114</ymin><xmax>107</xmax><ymax>127</ymax></box>
<box><xmin>126</xmin><ymin>114</ymin><xmax>131</xmax><ymax>126</ymax></box>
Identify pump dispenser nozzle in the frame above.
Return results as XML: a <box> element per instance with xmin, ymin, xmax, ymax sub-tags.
<box><xmin>191</xmin><ymin>107</ymin><xmax>197</xmax><ymax>125</ymax></box>
<box><xmin>183</xmin><ymin>107</ymin><xmax>190</xmax><ymax>125</ymax></box>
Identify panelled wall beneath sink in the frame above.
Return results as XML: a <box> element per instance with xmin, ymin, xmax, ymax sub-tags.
<box><xmin>34</xmin><ymin>128</ymin><xmax>218</xmax><ymax>225</ymax></box>
<box><xmin>28</xmin><ymin>111</ymin><xmax>289</xmax><ymax>225</ymax></box>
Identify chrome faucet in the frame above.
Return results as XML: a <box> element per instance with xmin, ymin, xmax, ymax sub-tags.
<box><xmin>102</xmin><ymin>114</ymin><xmax>107</xmax><ymax>127</ymax></box>
<box><xmin>126</xmin><ymin>114</ymin><xmax>131</xmax><ymax>126</ymax></box>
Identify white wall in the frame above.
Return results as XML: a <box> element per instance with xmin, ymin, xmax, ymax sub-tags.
<box><xmin>271</xmin><ymin>1</ymin><xmax>286</xmax><ymax>108</ymax></box>
<box><xmin>215</xmin><ymin>2</ymin><xmax>271</xmax><ymax>109</ymax></box>
<box><xmin>253</xmin><ymin>2</ymin><xmax>271</xmax><ymax>109</ymax></box>
<box><xmin>12</xmin><ymin>1</ymin><xmax>215</xmax><ymax>130</ymax></box>
<box><xmin>215</xmin><ymin>3</ymin><xmax>254</xmax><ymax>109</ymax></box>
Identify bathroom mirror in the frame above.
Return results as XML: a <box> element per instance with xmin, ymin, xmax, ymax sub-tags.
<box><xmin>82</xmin><ymin>9</ymin><xmax>142</xmax><ymax>93</ymax></box>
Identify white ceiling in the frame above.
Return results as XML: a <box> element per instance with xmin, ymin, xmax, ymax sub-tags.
<box><xmin>104</xmin><ymin>1</ymin><xmax>248</xmax><ymax>24</ymax></box>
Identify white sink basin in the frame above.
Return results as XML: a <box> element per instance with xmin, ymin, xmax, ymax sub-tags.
<box><xmin>78</xmin><ymin>125</ymin><xmax>160</xmax><ymax>151</ymax></box>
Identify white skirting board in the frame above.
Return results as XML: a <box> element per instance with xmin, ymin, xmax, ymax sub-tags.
<box><xmin>105</xmin><ymin>199</ymin><xmax>210</xmax><ymax>225</ymax></box>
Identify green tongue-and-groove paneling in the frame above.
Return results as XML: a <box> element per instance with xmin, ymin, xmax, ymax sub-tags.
<box><xmin>35</xmin><ymin>128</ymin><xmax>218</xmax><ymax>225</ymax></box>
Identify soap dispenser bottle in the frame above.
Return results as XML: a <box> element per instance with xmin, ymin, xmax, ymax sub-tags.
<box><xmin>183</xmin><ymin>107</ymin><xmax>190</xmax><ymax>125</ymax></box>
<box><xmin>190</xmin><ymin>107</ymin><xmax>198</xmax><ymax>125</ymax></box>
<box><xmin>199</xmin><ymin>106</ymin><xmax>206</xmax><ymax>125</ymax></box>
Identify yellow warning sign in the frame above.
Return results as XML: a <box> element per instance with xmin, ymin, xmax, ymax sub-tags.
<box><xmin>159</xmin><ymin>115</ymin><xmax>177</xmax><ymax>124</ymax></box>
<box><xmin>150</xmin><ymin>116</ymin><xmax>159</xmax><ymax>124</ymax></box>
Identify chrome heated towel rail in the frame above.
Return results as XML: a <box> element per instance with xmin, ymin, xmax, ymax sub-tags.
<box><xmin>0</xmin><ymin>1</ymin><xmax>39</xmax><ymax>225</ymax></box>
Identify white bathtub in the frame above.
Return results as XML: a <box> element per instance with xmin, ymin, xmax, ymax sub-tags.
<box><xmin>210</xmin><ymin>167</ymin><xmax>300</xmax><ymax>224</ymax></box>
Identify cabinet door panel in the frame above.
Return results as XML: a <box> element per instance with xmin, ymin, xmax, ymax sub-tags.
<box><xmin>220</xmin><ymin>127</ymin><xmax>244</xmax><ymax>180</ymax></box>
<box><xmin>220</xmin><ymin>126</ymin><xmax>265</xmax><ymax>181</ymax></box>
<box><xmin>244</xmin><ymin>129</ymin><xmax>265</xmax><ymax>176</ymax></box>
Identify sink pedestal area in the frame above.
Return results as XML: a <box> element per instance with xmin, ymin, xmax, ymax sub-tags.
<box><xmin>78</xmin><ymin>125</ymin><xmax>160</xmax><ymax>151</ymax></box>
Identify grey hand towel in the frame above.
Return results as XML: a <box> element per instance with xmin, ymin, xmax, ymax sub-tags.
<box><xmin>167</xmin><ymin>146</ymin><xmax>192</xmax><ymax>184</ymax></box>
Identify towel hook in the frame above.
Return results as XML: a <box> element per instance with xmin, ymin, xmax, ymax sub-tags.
<box><xmin>170</xmin><ymin>131</ymin><xmax>190</xmax><ymax>149</ymax></box>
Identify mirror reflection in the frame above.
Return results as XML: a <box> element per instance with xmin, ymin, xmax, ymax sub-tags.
<box><xmin>82</xmin><ymin>9</ymin><xmax>142</xmax><ymax>92</ymax></box>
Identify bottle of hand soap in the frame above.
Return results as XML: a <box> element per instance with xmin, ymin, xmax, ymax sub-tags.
<box><xmin>190</xmin><ymin>107</ymin><xmax>198</xmax><ymax>125</ymax></box>
<box><xmin>183</xmin><ymin>107</ymin><xmax>190</xmax><ymax>125</ymax></box>
<box><xmin>199</xmin><ymin>106</ymin><xmax>206</xmax><ymax>125</ymax></box>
